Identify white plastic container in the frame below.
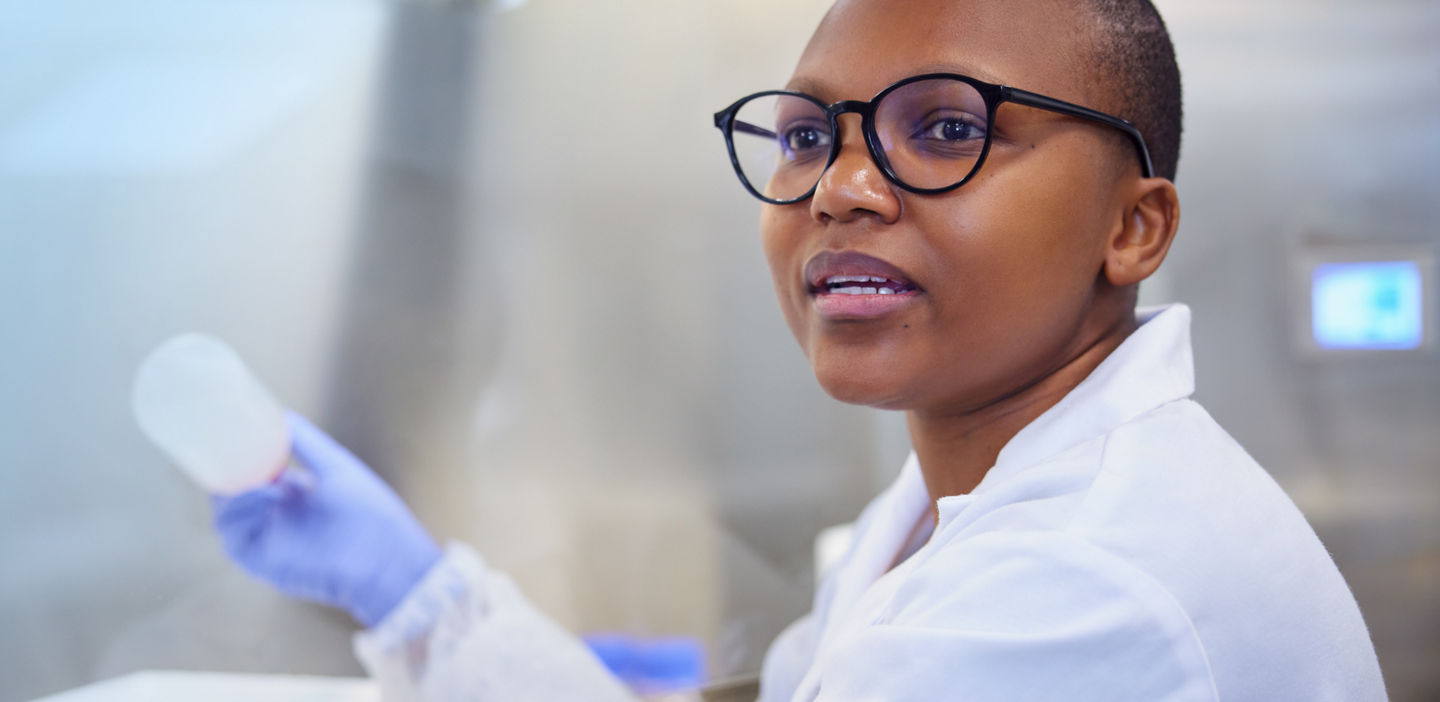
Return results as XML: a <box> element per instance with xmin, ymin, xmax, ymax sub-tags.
<box><xmin>131</xmin><ymin>333</ymin><xmax>290</xmax><ymax>495</ymax></box>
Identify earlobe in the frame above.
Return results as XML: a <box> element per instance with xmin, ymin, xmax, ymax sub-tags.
<box><xmin>1103</xmin><ymin>178</ymin><xmax>1180</xmax><ymax>287</ymax></box>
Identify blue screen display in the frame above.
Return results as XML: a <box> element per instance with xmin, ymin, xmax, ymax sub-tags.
<box><xmin>1312</xmin><ymin>261</ymin><xmax>1424</xmax><ymax>350</ymax></box>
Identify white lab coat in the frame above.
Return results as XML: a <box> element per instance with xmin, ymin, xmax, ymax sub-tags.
<box><xmin>354</xmin><ymin>304</ymin><xmax>1386</xmax><ymax>701</ymax></box>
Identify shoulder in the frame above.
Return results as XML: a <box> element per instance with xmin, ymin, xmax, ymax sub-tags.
<box><xmin>901</xmin><ymin>400</ymin><xmax>1386</xmax><ymax>700</ymax></box>
<box><xmin>1070</xmin><ymin>398</ymin><xmax>1329</xmax><ymax>586</ymax></box>
<box><xmin>826</xmin><ymin>531</ymin><xmax>1220</xmax><ymax>701</ymax></box>
<box><xmin>1097</xmin><ymin>398</ymin><xmax>1261</xmax><ymax>481</ymax></box>
<box><xmin>1074</xmin><ymin>398</ymin><xmax>1293</xmax><ymax>529</ymax></box>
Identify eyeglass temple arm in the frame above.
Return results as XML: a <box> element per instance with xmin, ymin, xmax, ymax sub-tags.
<box><xmin>732</xmin><ymin>122</ymin><xmax>777</xmax><ymax>140</ymax></box>
<box><xmin>1001</xmin><ymin>87</ymin><xmax>1156</xmax><ymax>179</ymax></box>
<box><xmin>714</xmin><ymin>108</ymin><xmax>779</xmax><ymax>140</ymax></box>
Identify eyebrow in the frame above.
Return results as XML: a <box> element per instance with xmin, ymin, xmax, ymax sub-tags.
<box><xmin>785</xmin><ymin>62</ymin><xmax>1010</xmax><ymax>100</ymax></box>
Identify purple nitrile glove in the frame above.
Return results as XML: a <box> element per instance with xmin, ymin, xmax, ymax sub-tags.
<box><xmin>211</xmin><ymin>411</ymin><xmax>441</xmax><ymax>627</ymax></box>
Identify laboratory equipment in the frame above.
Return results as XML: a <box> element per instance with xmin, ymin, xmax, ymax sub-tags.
<box><xmin>584</xmin><ymin>634</ymin><xmax>706</xmax><ymax>700</ymax></box>
<box><xmin>1290</xmin><ymin>244</ymin><xmax>1436</xmax><ymax>358</ymax></box>
<box><xmin>132</xmin><ymin>333</ymin><xmax>290</xmax><ymax>494</ymax></box>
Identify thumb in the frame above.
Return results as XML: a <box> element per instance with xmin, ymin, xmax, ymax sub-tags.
<box><xmin>285</xmin><ymin>410</ymin><xmax>365</xmax><ymax>481</ymax></box>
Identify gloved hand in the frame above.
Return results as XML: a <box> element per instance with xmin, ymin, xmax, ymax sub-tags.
<box><xmin>212</xmin><ymin>411</ymin><xmax>442</xmax><ymax>627</ymax></box>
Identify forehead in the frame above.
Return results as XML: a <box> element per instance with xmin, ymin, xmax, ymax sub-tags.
<box><xmin>790</xmin><ymin>0</ymin><xmax>1095</xmax><ymax>104</ymax></box>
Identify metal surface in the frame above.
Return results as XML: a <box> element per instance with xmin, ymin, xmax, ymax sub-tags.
<box><xmin>1153</xmin><ymin>3</ymin><xmax>1440</xmax><ymax>699</ymax></box>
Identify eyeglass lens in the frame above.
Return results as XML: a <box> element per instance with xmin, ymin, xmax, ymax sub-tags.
<box><xmin>729</xmin><ymin>78</ymin><xmax>990</xmax><ymax>202</ymax></box>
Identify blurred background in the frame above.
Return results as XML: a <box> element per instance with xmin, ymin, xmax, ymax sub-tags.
<box><xmin>0</xmin><ymin>0</ymin><xmax>1435</xmax><ymax>700</ymax></box>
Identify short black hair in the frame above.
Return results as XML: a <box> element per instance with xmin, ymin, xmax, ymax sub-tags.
<box><xmin>1081</xmin><ymin>0</ymin><xmax>1183</xmax><ymax>181</ymax></box>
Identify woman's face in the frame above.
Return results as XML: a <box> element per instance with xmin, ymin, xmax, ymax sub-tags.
<box><xmin>762</xmin><ymin>0</ymin><xmax>1134</xmax><ymax>414</ymax></box>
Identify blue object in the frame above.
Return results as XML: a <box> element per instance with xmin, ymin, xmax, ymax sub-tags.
<box><xmin>1312</xmin><ymin>261</ymin><xmax>1424</xmax><ymax>350</ymax></box>
<box><xmin>584</xmin><ymin>634</ymin><xmax>706</xmax><ymax>692</ymax></box>
<box><xmin>211</xmin><ymin>411</ymin><xmax>442</xmax><ymax>627</ymax></box>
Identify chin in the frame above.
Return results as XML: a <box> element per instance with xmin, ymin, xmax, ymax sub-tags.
<box><xmin>812</xmin><ymin>363</ymin><xmax>914</xmax><ymax>410</ymax></box>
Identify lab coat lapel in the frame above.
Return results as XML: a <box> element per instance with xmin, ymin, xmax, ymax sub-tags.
<box><xmin>979</xmin><ymin>304</ymin><xmax>1197</xmax><ymax>492</ymax></box>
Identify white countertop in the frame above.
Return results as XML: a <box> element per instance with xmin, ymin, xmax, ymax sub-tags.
<box><xmin>28</xmin><ymin>671</ymin><xmax>378</xmax><ymax>702</ymax></box>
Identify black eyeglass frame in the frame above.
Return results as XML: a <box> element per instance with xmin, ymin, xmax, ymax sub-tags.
<box><xmin>712</xmin><ymin>72</ymin><xmax>1156</xmax><ymax>205</ymax></box>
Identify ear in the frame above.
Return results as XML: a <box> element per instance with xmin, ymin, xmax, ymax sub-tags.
<box><xmin>1103</xmin><ymin>177</ymin><xmax>1180</xmax><ymax>287</ymax></box>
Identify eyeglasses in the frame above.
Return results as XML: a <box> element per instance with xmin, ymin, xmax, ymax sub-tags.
<box><xmin>713</xmin><ymin>72</ymin><xmax>1154</xmax><ymax>205</ymax></box>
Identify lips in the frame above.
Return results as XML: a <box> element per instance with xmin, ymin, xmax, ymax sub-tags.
<box><xmin>803</xmin><ymin>251</ymin><xmax>922</xmax><ymax>320</ymax></box>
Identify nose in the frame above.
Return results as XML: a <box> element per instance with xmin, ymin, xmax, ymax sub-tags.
<box><xmin>809</xmin><ymin>114</ymin><xmax>902</xmax><ymax>225</ymax></box>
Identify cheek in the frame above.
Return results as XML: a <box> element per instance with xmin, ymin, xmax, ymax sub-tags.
<box><xmin>759</xmin><ymin>207</ymin><xmax>809</xmax><ymax>346</ymax></box>
<box><xmin>912</xmin><ymin>180</ymin><xmax>1111</xmax><ymax>385</ymax></box>
<box><xmin>951</xmin><ymin>170</ymin><xmax>1110</xmax><ymax>296</ymax></box>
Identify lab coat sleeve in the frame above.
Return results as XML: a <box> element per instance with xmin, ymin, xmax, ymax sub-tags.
<box><xmin>812</xmin><ymin>533</ymin><xmax>1220</xmax><ymax>702</ymax></box>
<box><xmin>353</xmin><ymin>541</ymin><xmax>638</xmax><ymax>702</ymax></box>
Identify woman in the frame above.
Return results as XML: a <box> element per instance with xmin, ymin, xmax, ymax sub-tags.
<box><xmin>215</xmin><ymin>0</ymin><xmax>1386</xmax><ymax>699</ymax></box>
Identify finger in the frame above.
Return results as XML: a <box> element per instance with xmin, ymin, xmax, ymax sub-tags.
<box><xmin>285</xmin><ymin>410</ymin><xmax>362</xmax><ymax>481</ymax></box>
<box><xmin>277</xmin><ymin>459</ymin><xmax>318</xmax><ymax>494</ymax></box>
<box><xmin>211</xmin><ymin>481</ymin><xmax>286</xmax><ymax>533</ymax></box>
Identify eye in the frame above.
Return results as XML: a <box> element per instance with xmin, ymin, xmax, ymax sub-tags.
<box><xmin>780</xmin><ymin>123</ymin><xmax>832</xmax><ymax>159</ymax></box>
<box><xmin>916</xmin><ymin>116</ymin><xmax>985</xmax><ymax>142</ymax></box>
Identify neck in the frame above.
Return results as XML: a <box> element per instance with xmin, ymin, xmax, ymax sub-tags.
<box><xmin>905</xmin><ymin>308</ymin><xmax>1138</xmax><ymax>504</ymax></box>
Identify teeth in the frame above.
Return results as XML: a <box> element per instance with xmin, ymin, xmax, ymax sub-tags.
<box><xmin>831</xmin><ymin>286</ymin><xmax>901</xmax><ymax>295</ymax></box>
<box><xmin>824</xmin><ymin>275</ymin><xmax>905</xmax><ymax>286</ymax></box>
<box><xmin>821</xmin><ymin>274</ymin><xmax>912</xmax><ymax>295</ymax></box>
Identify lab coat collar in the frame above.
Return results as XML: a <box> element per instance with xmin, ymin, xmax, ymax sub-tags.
<box><xmin>812</xmin><ymin>306</ymin><xmax>1193</xmax><ymax>665</ymax></box>
<box><xmin>965</xmin><ymin>303</ymin><xmax>1196</xmax><ymax>497</ymax></box>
